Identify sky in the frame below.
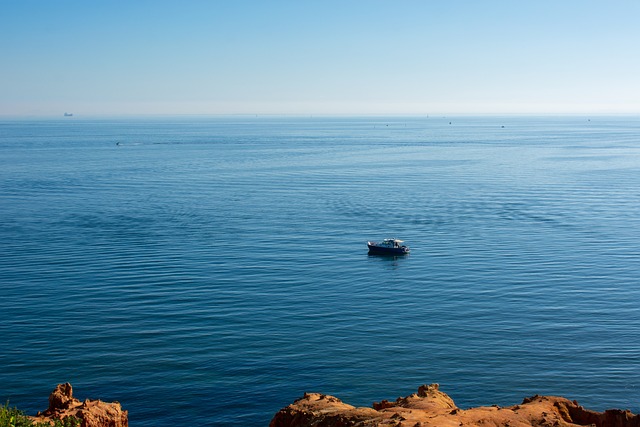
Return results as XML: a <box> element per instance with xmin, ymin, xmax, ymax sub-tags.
<box><xmin>1</xmin><ymin>0</ymin><xmax>639</xmax><ymax>116</ymax></box>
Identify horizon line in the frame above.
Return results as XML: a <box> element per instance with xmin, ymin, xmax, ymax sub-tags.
<box><xmin>2</xmin><ymin>111</ymin><xmax>639</xmax><ymax>119</ymax></box>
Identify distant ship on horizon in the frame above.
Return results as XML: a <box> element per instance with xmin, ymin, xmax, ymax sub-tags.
<box><xmin>64</xmin><ymin>112</ymin><xmax>73</xmax><ymax>117</ymax></box>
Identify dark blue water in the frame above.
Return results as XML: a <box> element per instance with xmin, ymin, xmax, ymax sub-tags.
<box><xmin>1</xmin><ymin>116</ymin><xmax>639</xmax><ymax>425</ymax></box>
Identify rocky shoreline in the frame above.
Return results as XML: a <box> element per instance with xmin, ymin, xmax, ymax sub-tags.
<box><xmin>270</xmin><ymin>383</ymin><xmax>640</xmax><ymax>427</ymax></box>
<box><xmin>27</xmin><ymin>383</ymin><xmax>127</xmax><ymax>427</ymax></box>
<box><xmin>18</xmin><ymin>382</ymin><xmax>640</xmax><ymax>426</ymax></box>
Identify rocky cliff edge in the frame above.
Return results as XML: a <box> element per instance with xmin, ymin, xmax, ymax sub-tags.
<box><xmin>270</xmin><ymin>383</ymin><xmax>640</xmax><ymax>427</ymax></box>
<box><xmin>28</xmin><ymin>383</ymin><xmax>128</xmax><ymax>427</ymax></box>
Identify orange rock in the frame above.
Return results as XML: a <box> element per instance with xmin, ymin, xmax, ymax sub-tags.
<box><xmin>270</xmin><ymin>384</ymin><xmax>640</xmax><ymax>427</ymax></box>
<box><xmin>30</xmin><ymin>383</ymin><xmax>128</xmax><ymax>427</ymax></box>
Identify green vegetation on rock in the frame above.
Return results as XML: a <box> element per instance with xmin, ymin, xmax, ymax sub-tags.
<box><xmin>1</xmin><ymin>402</ymin><xmax>80</xmax><ymax>427</ymax></box>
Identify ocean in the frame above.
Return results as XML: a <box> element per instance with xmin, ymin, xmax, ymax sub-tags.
<box><xmin>1</xmin><ymin>116</ymin><xmax>639</xmax><ymax>426</ymax></box>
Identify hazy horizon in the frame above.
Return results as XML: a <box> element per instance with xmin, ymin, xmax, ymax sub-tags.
<box><xmin>2</xmin><ymin>1</ymin><xmax>639</xmax><ymax>117</ymax></box>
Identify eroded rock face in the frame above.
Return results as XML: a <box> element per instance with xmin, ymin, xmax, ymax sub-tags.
<box><xmin>47</xmin><ymin>382</ymin><xmax>75</xmax><ymax>412</ymax></box>
<box><xmin>270</xmin><ymin>383</ymin><xmax>640</xmax><ymax>427</ymax></box>
<box><xmin>30</xmin><ymin>383</ymin><xmax>128</xmax><ymax>427</ymax></box>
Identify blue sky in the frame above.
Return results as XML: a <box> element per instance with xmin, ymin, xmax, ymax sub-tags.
<box><xmin>1</xmin><ymin>0</ymin><xmax>639</xmax><ymax>116</ymax></box>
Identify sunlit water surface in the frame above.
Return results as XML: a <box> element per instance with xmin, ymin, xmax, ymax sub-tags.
<box><xmin>1</xmin><ymin>116</ymin><xmax>639</xmax><ymax>425</ymax></box>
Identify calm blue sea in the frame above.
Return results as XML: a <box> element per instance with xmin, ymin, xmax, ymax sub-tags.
<box><xmin>1</xmin><ymin>116</ymin><xmax>639</xmax><ymax>426</ymax></box>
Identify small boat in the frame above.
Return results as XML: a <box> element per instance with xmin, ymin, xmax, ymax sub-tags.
<box><xmin>367</xmin><ymin>238</ymin><xmax>410</xmax><ymax>255</ymax></box>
